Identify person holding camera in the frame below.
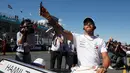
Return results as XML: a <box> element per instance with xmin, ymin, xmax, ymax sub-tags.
<box><xmin>15</xmin><ymin>19</ymin><xmax>35</xmax><ymax>64</ymax></box>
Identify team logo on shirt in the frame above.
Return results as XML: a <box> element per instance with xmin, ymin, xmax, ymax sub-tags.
<box><xmin>95</xmin><ymin>43</ymin><xmax>98</xmax><ymax>49</ymax></box>
<box><xmin>95</xmin><ymin>46</ymin><xmax>98</xmax><ymax>49</ymax></box>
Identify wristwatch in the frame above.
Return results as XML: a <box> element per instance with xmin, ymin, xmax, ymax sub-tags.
<box><xmin>98</xmin><ymin>65</ymin><xmax>107</xmax><ymax>72</ymax></box>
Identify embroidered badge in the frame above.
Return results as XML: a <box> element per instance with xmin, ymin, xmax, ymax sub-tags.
<box><xmin>95</xmin><ymin>42</ymin><xmax>98</xmax><ymax>49</ymax></box>
<box><xmin>96</xmin><ymin>46</ymin><xmax>98</xmax><ymax>49</ymax></box>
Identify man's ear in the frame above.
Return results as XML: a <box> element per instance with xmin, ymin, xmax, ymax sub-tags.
<box><xmin>83</xmin><ymin>26</ymin><xmax>85</xmax><ymax>30</ymax></box>
<box><xmin>94</xmin><ymin>26</ymin><xmax>96</xmax><ymax>29</ymax></box>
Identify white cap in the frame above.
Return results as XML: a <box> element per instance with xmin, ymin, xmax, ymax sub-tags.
<box><xmin>33</xmin><ymin>58</ymin><xmax>45</xmax><ymax>66</ymax></box>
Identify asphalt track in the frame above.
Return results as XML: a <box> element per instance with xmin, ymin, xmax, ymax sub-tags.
<box><xmin>0</xmin><ymin>51</ymin><xmax>123</xmax><ymax>73</ymax></box>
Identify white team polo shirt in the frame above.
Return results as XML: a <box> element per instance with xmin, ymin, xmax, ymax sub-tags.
<box><xmin>72</xmin><ymin>33</ymin><xmax>107</xmax><ymax>67</ymax></box>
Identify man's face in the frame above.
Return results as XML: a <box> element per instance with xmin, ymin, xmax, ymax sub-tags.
<box><xmin>23</xmin><ymin>23</ymin><xmax>28</xmax><ymax>29</ymax></box>
<box><xmin>20</xmin><ymin>23</ymin><xmax>28</xmax><ymax>33</ymax></box>
<box><xmin>84</xmin><ymin>23</ymin><xmax>95</xmax><ymax>33</ymax></box>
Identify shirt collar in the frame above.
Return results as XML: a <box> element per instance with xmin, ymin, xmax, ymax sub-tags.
<box><xmin>84</xmin><ymin>34</ymin><xmax>96</xmax><ymax>41</ymax></box>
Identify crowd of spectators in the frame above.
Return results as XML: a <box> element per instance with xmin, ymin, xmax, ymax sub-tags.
<box><xmin>106</xmin><ymin>37</ymin><xmax>130</xmax><ymax>69</ymax></box>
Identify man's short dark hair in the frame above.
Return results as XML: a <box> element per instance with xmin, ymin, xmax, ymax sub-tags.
<box><xmin>20</xmin><ymin>19</ymin><xmax>34</xmax><ymax>34</ymax></box>
<box><xmin>83</xmin><ymin>18</ymin><xmax>95</xmax><ymax>25</ymax></box>
<box><xmin>20</xmin><ymin>19</ymin><xmax>32</xmax><ymax>26</ymax></box>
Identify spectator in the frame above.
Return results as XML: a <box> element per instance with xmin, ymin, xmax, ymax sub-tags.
<box><xmin>2</xmin><ymin>39</ymin><xmax>6</xmax><ymax>55</ymax></box>
<box><xmin>65</xmin><ymin>40</ymin><xmax>77</xmax><ymax>70</ymax></box>
<box><xmin>15</xmin><ymin>19</ymin><xmax>35</xmax><ymax>64</ymax></box>
<box><xmin>50</xmin><ymin>34</ymin><xmax>64</xmax><ymax>70</ymax></box>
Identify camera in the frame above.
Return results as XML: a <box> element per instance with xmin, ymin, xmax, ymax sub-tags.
<box><xmin>20</xmin><ymin>19</ymin><xmax>34</xmax><ymax>34</ymax></box>
<box><xmin>20</xmin><ymin>25</ymin><xmax>34</xmax><ymax>34</ymax></box>
<box><xmin>26</xmin><ymin>25</ymin><xmax>34</xmax><ymax>34</ymax></box>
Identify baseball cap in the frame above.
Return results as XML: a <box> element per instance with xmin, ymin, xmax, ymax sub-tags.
<box><xmin>83</xmin><ymin>17</ymin><xmax>95</xmax><ymax>26</ymax></box>
<box><xmin>83</xmin><ymin>17</ymin><xmax>96</xmax><ymax>29</ymax></box>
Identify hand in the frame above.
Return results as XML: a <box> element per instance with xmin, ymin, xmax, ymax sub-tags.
<box><xmin>109</xmin><ymin>37</ymin><xmax>113</xmax><ymax>41</ymax></box>
<box><xmin>20</xmin><ymin>28</ymin><xmax>28</xmax><ymax>36</ymax></box>
<box><xmin>39</xmin><ymin>2</ymin><xmax>64</xmax><ymax>34</ymax></box>
<box><xmin>39</xmin><ymin>2</ymin><xmax>51</xmax><ymax>20</ymax></box>
<box><xmin>96</xmin><ymin>67</ymin><xmax>107</xmax><ymax>73</ymax></box>
<box><xmin>57</xmin><ymin>37</ymin><xmax>63</xmax><ymax>43</ymax></box>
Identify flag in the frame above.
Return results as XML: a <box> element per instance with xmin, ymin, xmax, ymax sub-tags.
<box><xmin>20</xmin><ymin>10</ymin><xmax>23</xmax><ymax>13</ymax></box>
<box><xmin>8</xmin><ymin>4</ymin><xmax>13</xmax><ymax>9</ymax></box>
<box><xmin>20</xmin><ymin>9</ymin><xmax>23</xmax><ymax>13</ymax></box>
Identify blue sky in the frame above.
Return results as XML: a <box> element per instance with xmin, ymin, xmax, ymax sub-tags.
<box><xmin>0</xmin><ymin>0</ymin><xmax>130</xmax><ymax>44</ymax></box>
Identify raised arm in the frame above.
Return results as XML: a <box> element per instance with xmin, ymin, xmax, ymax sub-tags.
<box><xmin>39</xmin><ymin>2</ymin><xmax>73</xmax><ymax>40</ymax></box>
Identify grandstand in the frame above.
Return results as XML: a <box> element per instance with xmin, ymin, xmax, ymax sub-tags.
<box><xmin>0</xmin><ymin>12</ymin><xmax>20</xmax><ymax>41</ymax></box>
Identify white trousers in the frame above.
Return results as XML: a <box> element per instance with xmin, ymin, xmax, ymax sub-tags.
<box><xmin>71</xmin><ymin>66</ymin><xmax>97</xmax><ymax>73</ymax></box>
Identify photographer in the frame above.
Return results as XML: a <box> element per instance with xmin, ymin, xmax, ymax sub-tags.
<box><xmin>15</xmin><ymin>19</ymin><xmax>35</xmax><ymax>64</ymax></box>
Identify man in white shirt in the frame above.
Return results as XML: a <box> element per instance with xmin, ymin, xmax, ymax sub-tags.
<box><xmin>65</xmin><ymin>40</ymin><xmax>77</xmax><ymax>70</ymax></box>
<box><xmin>50</xmin><ymin>34</ymin><xmax>64</xmax><ymax>69</ymax></box>
<box><xmin>15</xmin><ymin>19</ymin><xmax>35</xmax><ymax>64</ymax></box>
<box><xmin>50</xmin><ymin>18</ymin><xmax>110</xmax><ymax>73</ymax></box>
<box><xmin>40</xmin><ymin>6</ymin><xmax>110</xmax><ymax>73</ymax></box>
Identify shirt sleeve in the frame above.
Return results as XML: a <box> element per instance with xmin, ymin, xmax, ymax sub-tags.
<box><xmin>56</xmin><ymin>38</ymin><xmax>61</xmax><ymax>49</ymax></box>
<box><xmin>16</xmin><ymin>32</ymin><xmax>22</xmax><ymax>46</ymax></box>
<box><xmin>100</xmin><ymin>39</ymin><xmax>107</xmax><ymax>53</ymax></box>
<box><xmin>72</xmin><ymin>33</ymin><xmax>78</xmax><ymax>49</ymax></box>
<box><xmin>51</xmin><ymin>37</ymin><xmax>61</xmax><ymax>51</ymax></box>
